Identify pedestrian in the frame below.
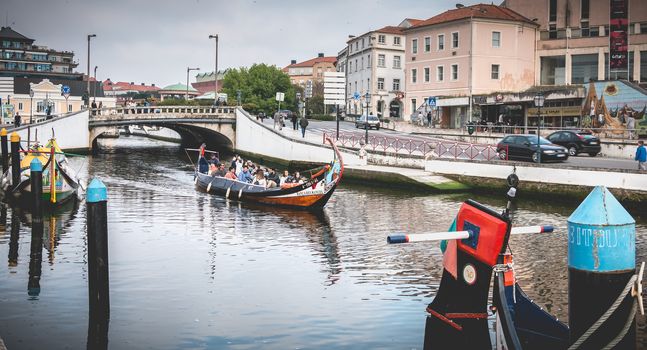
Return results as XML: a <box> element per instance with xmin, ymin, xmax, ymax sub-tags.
<box><xmin>427</xmin><ymin>111</ymin><xmax>432</xmax><ymax>128</ymax></box>
<box><xmin>417</xmin><ymin>111</ymin><xmax>423</xmax><ymax>126</ymax></box>
<box><xmin>91</xmin><ymin>100</ymin><xmax>97</xmax><ymax>116</ymax></box>
<box><xmin>273</xmin><ymin>112</ymin><xmax>282</xmax><ymax>130</ymax></box>
<box><xmin>46</xmin><ymin>105</ymin><xmax>52</xmax><ymax>120</ymax></box>
<box><xmin>14</xmin><ymin>112</ymin><xmax>21</xmax><ymax>127</ymax></box>
<box><xmin>291</xmin><ymin>112</ymin><xmax>298</xmax><ymax>130</ymax></box>
<box><xmin>299</xmin><ymin>115</ymin><xmax>309</xmax><ymax>138</ymax></box>
<box><xmin>636</xmin><ymin>140</ymin><xmax>646</xmax><ymax>171</ymax></box>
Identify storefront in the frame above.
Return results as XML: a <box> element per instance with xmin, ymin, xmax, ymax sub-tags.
<box><xmin>527</xmin><ymin>104</ymin><xmax>582</xmax><ymax>128</ymax></box>
<box><xmin>437</xmin><ymin>97</ymin><xmax>468</xmax><ymax>129</ymax></box>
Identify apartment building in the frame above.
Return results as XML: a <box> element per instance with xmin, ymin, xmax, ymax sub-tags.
<box><xmin>403</xmin><ymin>4</ymin><xmax>538</xmax><ymax>128</ymax></box>
<box><xmin>283</xmin><ymin>54</ymin><xmax>337</xmax><ymax>85</ymax></box>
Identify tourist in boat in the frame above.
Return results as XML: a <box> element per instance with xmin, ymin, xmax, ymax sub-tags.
<box><xmin>279</xmin><ymin>170</ymin><xmax>289</xmax><ymax>186</ymax></box>
<box><xmin>252</xmin><ymin>169</ymin><xmax>267</xmax><ymax>188</ymax></box>
<box><xmin>208</xmin><ymin>163</ymin><xmax>218</xmax><ymax>176</ymax></box>
<box><xmin>237</xmin><ymin>165</ymin><xmax>253</xmax><ymax>183</ymax></box>
<box><xmin>233</xmin><ymin>156</ymin><xmax>243</xmax><ymax>176</ymax></box>
<box><xmin>266</xmin><ymin>168</ymin><xmax>280</xmax><ymax>188</ymax></box>
<box><xmin>224</xmin><ymin>167</ymin><xmax>237</xmax><ymax>180</ymax></box>
<box><xmin>214</xmin><ymin>164</ymin><xmax>227</xmax><ymax>177</ymax></box>
<box><xmin>294</xmin><ymin>171</ymin><xmax>304</xmax><ymax>184</ymax></box>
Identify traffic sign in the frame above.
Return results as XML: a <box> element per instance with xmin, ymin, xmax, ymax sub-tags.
<box><xmin>353</xmin><ymin>92</ymin><xmax>360</xmax><ymax>100</ymax></box>
<box><xmin>275</xmin><ymin>92</ymin><xmax>285</xmax><ymax>102</ymax></box>
<box><xmin>428</xmin><ymin>96</ymin><xmax>436</xmax><ymax>107</ymax></box>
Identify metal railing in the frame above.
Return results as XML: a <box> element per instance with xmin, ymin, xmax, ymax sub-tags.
<box><xmin>434</xmin><ymin>141</ymin><xmax>505</xmax><ymax>161</ymax></box>
<box><xmin>89</xmin><ymin>105</ymin><xmax>237</xmax><ymax>120</ymax></box>
<box><xmin>324</xmin><ymin>132</ymin><xmax>435</xmax><ymax>157</ymax></box>
<box><xmin>458</xmin><ymin>124</ymin><xmax>644</xmax><ymax>142</ymax></box>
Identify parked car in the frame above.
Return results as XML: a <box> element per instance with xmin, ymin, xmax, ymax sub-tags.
<box><xmin>355</xmin><ymin>114</ymin><xmax>381</xmax><ymax>130</ymax></box>
<box><xmin>496</xmin><ymin>134</ymin><xmax>569</xmax><ymax>163</ymax></box>
<box><xmin>546</xmin><ymin>130</ymin><xmax>601</xmax><ymax>157</ymax></box>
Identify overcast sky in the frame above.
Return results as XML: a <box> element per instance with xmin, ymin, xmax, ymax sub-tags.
<box><xmin>5</xmin><ymin>0</ymin><xmax>484</xmax><ymax>87</ymax></box>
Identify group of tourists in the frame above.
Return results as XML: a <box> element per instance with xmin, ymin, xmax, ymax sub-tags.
<box><xmin>205</xmin><ymin>154</ymin><xmax>307</xmax><ymax>188</ymax></box>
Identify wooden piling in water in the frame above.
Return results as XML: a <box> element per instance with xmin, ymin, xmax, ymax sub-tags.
<box><xmin>10</xmin><ymin>132</ymin><xmax>20</xmax><ymax>191</ymax></box>
<box><xmin>1</xmin><ymin>128</ymin><xmax>8</xmax><ymax>174</ymax></box>
<box><xmin>28</xmin><ymin>159</ymin><xmax>44</xmax><ymax>296</ymax></box>
<box><xmin>86</xmin><ymin>178</ymin><xmax>109</xmax><ymax>350</ymax></box>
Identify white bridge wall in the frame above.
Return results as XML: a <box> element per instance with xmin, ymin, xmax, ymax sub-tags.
<box><xmin>235</xmin><ymin>108</ymin><xmax>362</xmax><ymax>165</ymax></box>
<box><xmin>13</xmin><ymin>110</ymin><xmax>90</xmax><ymax>151</ymax></box>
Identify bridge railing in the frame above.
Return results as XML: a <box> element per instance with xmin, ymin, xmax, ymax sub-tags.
<box><xmin>89</xmin><ymin>105</ymin><xmax>237</xmax><ymax>120</ymax></box>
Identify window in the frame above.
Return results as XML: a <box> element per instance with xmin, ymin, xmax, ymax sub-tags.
<box><xmin>549</xmin><ymin>24</ymin><xmax>557</xmax><ymax>39</ymax></box>
<box><xmin>378</xmin><ymin>78</ymin><xmax>385</xmax><ymax>90</ymax></box>
<box><xmin>355</xmin><ymin>42</ymin><xmax>358</xmax><ymax>50</ymax></box>
<box><xmin>411</xmin><ymin>99</ymin><xmax>417</xmax><ymax>114</ymax></box>
<box><xmin>581</xmin><ymin>21</ymin><xmax>590</xmax><ymax>37</ymax></box>
<box><xmin>355</xmin><ymin>59</ymin><xmax>358</xmax><ymax>72</ymax></box>
<box><xmin>393</xmin><ymin>55</ymin><xmax>401</xmax><ymax>69</ymax></box>
<box><xmin>367</xmin><ymin>78</ymin><xmax>370</xmax><ymax>91</ymax></box>
<box><xmin>452</xmin><ymin>32</ymin><xmax>459</xmax><ymax>48</ymax></box>
<box><xmin>367</xmin><ymin>54</ymin><xmax>371</xmax><ymax>68</ymax></box>
<box><xmin>362</xmin><ymin>38</ymin><xmax>365</xmax><ymax>48</ymax></box>
<box><xmin>412</xmin><ymin>38</ymin><xmax>418</xmax><ymax>54</ymax></box>
<box><xmin>349</xmin><ymin>61</ymin><xmax>353</xmax><ymax>72</ymax></box>
<box><xmin>378</xmin><ymin>35</ymin><xmax>386</xmax><ymax>44</ymax></box>
<box><xmin>393</xmin><ymin>78</ymin><xmax>400</xmax><ymax>91</ymax></box>
<box><xmin>68</xmin><ymin>104</ymin><xmax>72</xmax><ymax>112</ymax></box>
<box><xmin>411</xmin><ymin>68</ymin><xmax>417</xmax><ymax>83</ymax></box>
<box><xmin>451</xmin><ymin>64</ymin><xmax>458</xmax><ymax>80</ymax></box>
<box><xmin>549</xmin><ymin>0</ymin><xmax>557</xmax><ymax>22</ymax></box>
<box><xmin>438</xmin><ymin>34</ymin><xmax>444</xmax><ymax>50</ymax></box>
<box><xmin>424</xmin><ymin>37</ymin><xmax>431</xmax><ymax>52</ymax></box>
<box><xmin>492</xmin><ymin>32</ymin><xmax>501</xmax><ymax>48</ymax></box>
<box><xmin>571</xmin><ymin>54</ymin><xmax>598</xmax><ymax>84</ymax></box>
<box><xmin>424</xmin><ymin>67</ymin><xmax>430</xmax><ymax>82</ymax></box>
<box><xmin>361</xmin><ymin>57</ymin><xmax>364</xmax><ymax>70</ymax></box>
<box><xmin>540</xmin><ymin>56</ymin><xmax>566</xmax><ymax>84</ymax></box>
<box><xmin>394</xmin><ymin>36</ymin><xmax>401</xmax><ymax>45</ymax></box>
<box><xmin>641</xmin><ymin>50</ymin><xmax>647</xmax><ymax>82</ymax></box>
<box><xmin>354</xmin><ymin>81</ymin><xmax>357</xmax><ymax>92</ymax></box>
<box><xmin>437</xmin><ymin>66</ymin><xmax>444</xmax><ymax>81</ymax></box>
<box><xmin>491</xmin><ymin>64</ymin><xmax>500</xmax><ymax>79</ymax></box>
<box><xmin>378</xmin><ymin>54</ymin><xmax>385</xmax><ymax>67</ymax></box>
<box><xmin>18</xmin><ymin>102</ymin><xmax>23</xmax><ymax>110</ymax></box>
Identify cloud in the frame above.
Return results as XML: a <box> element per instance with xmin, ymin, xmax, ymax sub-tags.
<box><xmin>4</xmin><ymin>0</ymin><xmax>483</xmax><ymax>87</ymax></box>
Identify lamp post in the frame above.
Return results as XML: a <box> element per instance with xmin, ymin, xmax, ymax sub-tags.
<box><xmin>208</xmin><ymin>34</ymin><xmax>219</xmax><ymax>105</ymax></box>
<box><xmin>86</xmin><ymin>34</ymin><xmax>97</xmax><ymax>107</ymax></box>
<box><xmin>93</xmin><ymin>66</ymin><xmax>98</xmax><ymax>101</ymax></box>
<box><xmin>28</xmin><ymin>89</ymin><xmax>33</xmax><ymax>147</ymax></box>
<box><xmin>186</xmin><ymin>67</ymin><xmax>200</xmax><ymax>102</ymax></box>
<box><xmin>533</xmin><ymin>92</ymin><xmax>545</xmax><ymax>163</ymax></box>
<box><xmin>364</xmin><ymin>92</ymin><xmax>370</xmax><ymax>144</ymax></box>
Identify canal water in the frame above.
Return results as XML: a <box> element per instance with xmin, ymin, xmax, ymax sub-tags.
<box><xmin>0</xmin><ymin>135</ymin><xmax>645</xmax><ymax>349</ymax></box>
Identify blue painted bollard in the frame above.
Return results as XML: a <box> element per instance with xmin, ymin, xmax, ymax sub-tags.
<box><xmin>568</xmin><ymin>186</ymin><xmax>636</xmax><ymax>349</ymax></box>
<box><xmin>87</xmin><ymin>178</ymin><xmax>109</xmax><ymax>350</ymax></box>
<box><xmin>28</xmin><ymin>159</ymin><xmax>44</xmax><ymax>296</ymax></box>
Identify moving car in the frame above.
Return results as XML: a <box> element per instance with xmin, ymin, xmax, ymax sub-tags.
<box><xmin>546</xmin><ymin>130</ymin><xmax>601</xmax><ymax>157</ymax></box>
<box><xmin>355</xmin><ymin>114</ymin><xmax>381</xmax><ymax>130</ymax></box>
<box><xmin>496</xmin><ymin>134</ymin><xmax>569</xmax><ymax>163</ymax></box>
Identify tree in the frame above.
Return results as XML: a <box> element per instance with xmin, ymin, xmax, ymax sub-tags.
<box><xmin>221</xmin><ymin>64</ymin><xmax>297</xmax><ymax>114</ymax></box>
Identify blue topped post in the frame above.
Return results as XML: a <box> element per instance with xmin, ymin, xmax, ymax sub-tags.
<box><xmin>568</xmin><ymin>186</ymin><xmax>636</xmax><ymax>348</ymax></box>
<box><xmin>28</xmin><ymin>158</ymin><xmax>44</xmax><ymax>296</ymax></box>
<box><xmin>86</xmin><ymin>178</ymin><xmax>110</xmax><ymax>349</ymax></box>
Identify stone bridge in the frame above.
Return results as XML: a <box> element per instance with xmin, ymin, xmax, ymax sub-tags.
<box><xmin>88</xmin><ymin>105</ymin><xmax>237</xmax><ymax>149</ymax></box>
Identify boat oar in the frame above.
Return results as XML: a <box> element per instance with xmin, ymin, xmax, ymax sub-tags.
<box><xmin>387</xmin><ymin>225</ymin><xmax>554</xmax><ymax>244</ymax></box>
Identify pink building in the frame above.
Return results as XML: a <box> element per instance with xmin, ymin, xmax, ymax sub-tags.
<box><xmin>403</xmin><ymin>4</ymin><xmax>538</xmax><ymax>128</ymax></box>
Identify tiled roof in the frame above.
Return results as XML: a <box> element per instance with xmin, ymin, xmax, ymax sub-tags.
<box><xmin>284</xmin><ymin>56</ymin><xmax>337</xmax><ymax>69</ymax></box>
<box><xmin>0</xmin><ymin>26</ymin><xmax>33</xmax><ymax>42</ymax></box>
<box><xmin>408</xmin><ymin>4</ymin><xmax>536</xmax><ymax>30</ymax></box>
<box><xmin>403</xmin><ymin>18</ymin><xmax>423</xmax><ymax>26</ymax></box>
<box><xmin>103</xmin><ymin>80</ymin><xmax>160</xmax><ymax>92</ymax></box>
<box><xmin>375</xmin><ymin>26</ymin><xmax>404</xmax><ymax>35</ymax></box>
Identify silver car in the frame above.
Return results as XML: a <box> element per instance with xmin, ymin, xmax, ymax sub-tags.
<box><xmin>355</xmin><ymin>115</ymin><xmax>381</xmax><ymax>130</ymax></box>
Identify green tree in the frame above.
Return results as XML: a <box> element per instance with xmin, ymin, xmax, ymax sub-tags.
<box><xmin>221</xmin><ymin>64</ymin><xmax>297</xmax><ymax>114</ymax></box>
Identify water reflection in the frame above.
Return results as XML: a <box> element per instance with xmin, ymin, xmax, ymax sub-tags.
<box><xmin>28</xmin><ymin>221</ymin><xmax>43</xmax><ymax>297</ymax></box>
<box><xmin>8</xmin><ymin>211</ymin><xmax>19</xmax><ymax>267</ymax></box>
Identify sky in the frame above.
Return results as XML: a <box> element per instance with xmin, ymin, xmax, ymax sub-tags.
<box><xmin>4</xmin><ymin>0</ymin><xmax>485</xmax><ymax>88</ymax></box>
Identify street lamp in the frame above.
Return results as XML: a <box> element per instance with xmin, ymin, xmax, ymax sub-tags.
<box><xmin>86</xmin><ymin>34</ymin><xmax>97</xmax><ymax>107</ymax></box>
<box><xmin>208</xmin><ymin>34</ymin><xmax>219</xmax><ymax>105</ymax></box>
<box><xmin>186</xmin><ymin>67</ymin><xmax>200</xmax><ymax>102</ymax></box>
<box><xmin>533</xmin><ymin>92</ymin><xmax>545</xmax><ymax>163</ymax></box>
<box><xmin>364</xmin><ymin>92</ymin><xmax>370</xmax><ymax>144</ymax></box>
<box><xmin>28</xmin><ymin>88</ymin><xmax>33</xmax><ymax>147</ymax></box>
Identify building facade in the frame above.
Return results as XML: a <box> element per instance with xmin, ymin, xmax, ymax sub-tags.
<box><xmin>0</xmin><ymin>26</ymin><xmax>80</xmax><ymax>79</ymax></box>
<box><xmin>343</xmin><ymin>22</ymin><xmax>417</xmax><ymax>119</ymax></box>
<box><xmin>503</xmin><ymin>0</ymin><xmax>647</xmax><ymax>85</ymax></box>
<box><xmin>403</xmin><ymin>4</ymin><xmax>538</xmax><ymax>127</ymax></box>
<box><xmin>283</xmin><ymin>54</ymin><xmax>337</xmax><ymax>85</ymax></box>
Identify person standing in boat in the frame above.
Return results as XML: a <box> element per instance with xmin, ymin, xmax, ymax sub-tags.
<box><xmin>299</xmin><ymin>116</ymin><xmax>309</xmax><ymax>138</ymax></box>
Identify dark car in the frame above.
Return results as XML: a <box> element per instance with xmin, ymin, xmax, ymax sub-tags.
<box><xmin>355</xmin><ymin>115</ymin><xmax>381</xmax><ymax>130</ymax></box>
<box><xmin>546</xmin><ymin>130</ymin><xmax>601</xmax><ymax>157</ymax></box>
<box><xmin>497</xmin><ymin>135</ymin><xmax>569</xmax><ymax>163</ymax></box>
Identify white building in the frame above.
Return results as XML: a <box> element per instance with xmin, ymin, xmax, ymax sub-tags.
<box><xmin>340</xmin><ymin>20</ymin><xmax>420</xmax><ymax>119</ymax></box>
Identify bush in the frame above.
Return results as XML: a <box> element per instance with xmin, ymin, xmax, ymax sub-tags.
<box><xmin>308</xmin><ymin>114</ymin><xmax>335</xmax><ymax>121</ymax></box>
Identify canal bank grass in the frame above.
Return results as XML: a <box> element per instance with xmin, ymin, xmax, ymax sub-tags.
<box><xmin>443</xmin><ymin>174</ymin><xmax>647</xmax><ymax>216</ymax></box>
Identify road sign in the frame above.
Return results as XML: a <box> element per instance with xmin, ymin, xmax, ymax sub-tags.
<box><xmin>353</xmin><ymin>92</ymin><xmax>360</xmax><ymax>100</ymax></box>
<box><xmin>275</xmin><ymin>92</ymin><xmax>285</xmax><ymax>102</ymax></box>
<box><xmin>428</xmin><ymin>96</ymin><xmax>436</xmax><ymax>107</ymax></box>
<box><xmin>323</xmin><ymin>72</ymin><xmax>345</xmax><ymax>106</ymax></box>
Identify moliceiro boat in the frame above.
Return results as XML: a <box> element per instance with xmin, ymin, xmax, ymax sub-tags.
<box><xmin>1</xmin><ymin>137</ymin><xmax>79</xmax><ymax>206</ymax></box>
<box><xmin>192</xmin><ymin>137</ymin><xmax>344</xmax><ymax>209</ymax></box>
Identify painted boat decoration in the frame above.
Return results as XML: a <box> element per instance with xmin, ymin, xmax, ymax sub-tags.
<box><xmin>192</xmin><ymin>137</ymin><xmax>344</xmax><ymax>209</ymax></box>
<box><xmin>1</xmin><ymin>137</ymin><xmax>79</xmax><ymax>206</ymax></box>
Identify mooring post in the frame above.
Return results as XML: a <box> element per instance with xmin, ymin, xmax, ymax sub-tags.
<box><xmin>28</xmin><ymin>158</ymin><xmax>44</xmax><ymax>296</ymax></box>
<box><xmin>30</xmin><ymin>159</ymin><xmax>43</xmax><ymax>222</ymax></box>
<box><xmin>86</xmin><ymin>178</ymin><xmax>109</xmax><ymax>350</ymax></box>
<box><xmin>10</xmin><ymin>132</ymin><xmax>20</xmax><ymax>191</ymax></box>
<box><xmin>568</xmin><ymin>186</ymin><xmax>636</xmax><ymax>349</ymax></box>
<box><xmin>1</xmin><ymin>128</ymin><xmax>8</xmax><ymax>174</ymax></box>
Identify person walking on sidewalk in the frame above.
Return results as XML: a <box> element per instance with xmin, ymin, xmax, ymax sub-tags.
<box><xmin>299</xmin><ymin>115</ymin><xmax>309</xmax><ymax>138</ymax></box>
<box><xmin>291</xmin><ymin>112</ymin><xmax>298</xmax><ymax>130</ymax></box>
<box><xmin>635</xmin><ymin>140</ymin><xmax>647</xmax><ymax>171</ymax></box>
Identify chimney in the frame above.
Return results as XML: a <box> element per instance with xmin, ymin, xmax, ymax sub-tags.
<box><xmin>291</xmin><ymin>59</ymin><xmax>297</xmax><ymax>64</ymax></box>
<box><xmin>152</xmin><ymin>83</ymin><xmax>155</xmax><ymax>87</ymax></box>
<box><xmin>318</xmin><ymin>53</ymin><xmax>324</xmax><ymax>57</ymax></box>
<box><xmin>130</xmin><ymin>82</ymin><xmax>134</xmax><ymax>85</ymax></box>
<box><xmin>141</xmin><ymin>83</ymin><xmax>145</xmax><ymax>86</ymax></box>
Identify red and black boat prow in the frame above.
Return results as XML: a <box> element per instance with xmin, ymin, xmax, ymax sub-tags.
<box><xmin>424</xmin><ymin>199</ymin><xmax>511</xmax><ymax>349</ymax></box>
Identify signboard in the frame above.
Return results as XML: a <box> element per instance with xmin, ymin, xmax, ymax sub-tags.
<box><xmin>323</xmin><ymin>72</ymin><xmax>345</xmax><ymax>106</ymax></box>
<box><xmin>427</xmin><ymin>97</ymin><xmax>436</xmax><ymax>107</ymax></box>
<box><xmin>305</xmin><ymin>80</ymin><xmax>313</xmax><ymax>99</ymax></box>
<box><xmin>275</xmin><ymin>92</ymin><xmax>285</xmax><ymax>102</ymax></box>
<box><xmin>62</xmin><ymin>85</ymin><xmax>70</xmax><ymax>99</ymax></box>
<box><xmin>353</xmin><ymin>91</ymin><xmax>360</xmax><ymax>100</ymax></box>
<box><xmin>527</xmin><ymin>106</ymin><xmax>581</xmax><ymax>117</ymax></box>
<box><xmin>609</xmin><ymin>0</ymin><xmax>628</xmax><ymax>72</ymax></box>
